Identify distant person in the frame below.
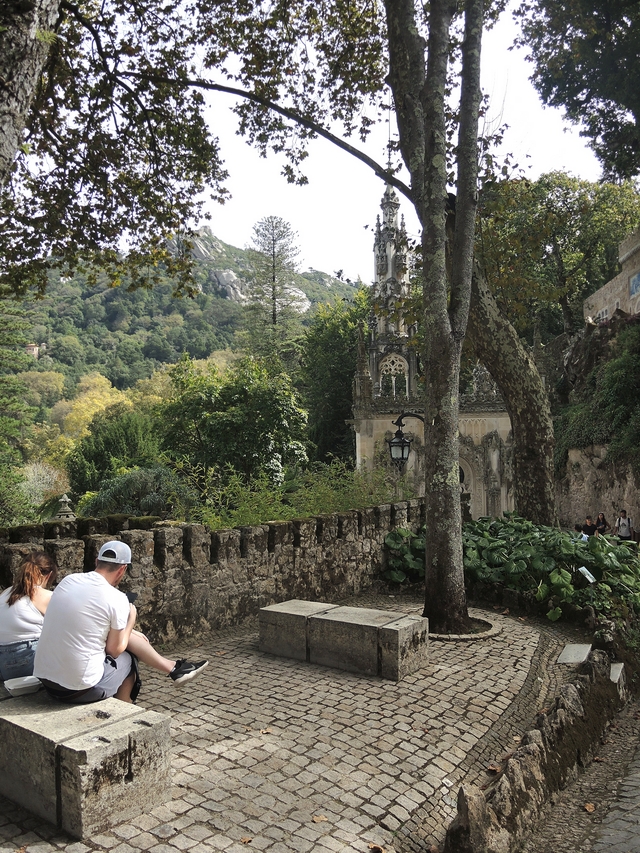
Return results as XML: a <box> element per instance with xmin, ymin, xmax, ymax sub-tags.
<box><xmin>34</xmin><ymin>541</ymin><xmax>207</xmax><ymax>703</ymax></box>
<box><xmin>582</xmin><ymin>515</ymin><xmax>597</xmax><ymax>537</ymax></box>
<box><xmin>0</xmin><ymin>552</ymin><xmax>57</xmax><ymax>680</ymax></box>
<box><xmin>574</xmin><ymin>524</ymin><xmax>589</xmax><ymax>542</ymax></box>
<box><xmin>614</xmin><ymin>510</ymin><xmax>635</xmax><ymax>542</ymax></box>
<box><xmin>595</xmin><ymin>513</ymin><xmax>611</xmax><ymax>536</ymax></box>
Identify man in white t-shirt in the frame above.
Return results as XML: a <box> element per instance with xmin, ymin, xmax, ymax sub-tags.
<box><xmin>34</xmin><ymin>541</ymin><xmax>207</xmax><ymax>703</ymax></box>
<box><xmin>614</xmin><ymin>510</ymin><xmax>635</xmax><ymax>542</ymax></box>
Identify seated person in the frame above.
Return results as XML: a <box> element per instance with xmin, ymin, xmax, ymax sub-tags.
<box><xmin>574</xmin><ymin>523</ymin><xmax>588</xmax><ymax>542</ymax></box>
<box><xmin>0</xmin><ymin>552</ymin><xmax>57</xmax><ymax>680</ymax></box>
<box><xmin>34</xmin><ymin>541</ymin><xmax>207</xmax><ymax>703</ymax></box>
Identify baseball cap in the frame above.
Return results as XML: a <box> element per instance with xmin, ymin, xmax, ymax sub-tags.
<box><xmin>98</xmin><ymin>540</ymin><xmax>132</xmax><ymax>565</ymax></box>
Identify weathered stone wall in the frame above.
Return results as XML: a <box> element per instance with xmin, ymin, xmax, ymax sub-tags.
<box><xmin>443</xmin><ymin>651</ymin><xmax>626</xmax><ymax>853</ymax></box>
<box><xmin>555</xmin><ymin>445</ymin><xmax>640</xmax><ymax>532</ymax></box>
<box><xmin>0</xmin><ymin>499</ymin><xmax>426</xmax><ymax>643</ymax></box>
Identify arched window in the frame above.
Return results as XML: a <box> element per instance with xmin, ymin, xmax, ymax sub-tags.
<box><xmin>379</xmin><ymin>354</ymin><xmax>409</xmax><ymax>398</ymax></box>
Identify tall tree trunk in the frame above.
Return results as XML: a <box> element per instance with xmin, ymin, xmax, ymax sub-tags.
<box><xmin>468</xmin><ymin>263</ymin><xmax>557</xmax><ymax>526</ymax></box>
<box><xmin>0</xmin><ymin>0</ymin><xmax>60</xmax><ymax>187</ymax></box>
<box><xmin>385</xmin><ymin>0</ymin><xmax>482</xmax><ymax>633</ymax></box>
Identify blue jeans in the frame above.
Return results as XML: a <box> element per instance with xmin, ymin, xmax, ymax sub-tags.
<box><xmin>0</xmin><ymin>639</ymin><xmax>38</xmax><ymax>681</ymax></box>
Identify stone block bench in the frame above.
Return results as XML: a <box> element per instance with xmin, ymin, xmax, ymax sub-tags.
<box><xmin>259</xmin><ymin>599</ymin><xmax>429</xmax><ymax>681</ymax></box>
<box><xmin>0</xmin><ymin>690</ymin><xmax>171</xmax><ymax>839</ymax></box>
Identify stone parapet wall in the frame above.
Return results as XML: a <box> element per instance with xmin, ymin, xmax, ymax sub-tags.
<box><xmin>0</xmin><ymin>499</ymin><xmax>426</xmax><ymax>643</ymax></box>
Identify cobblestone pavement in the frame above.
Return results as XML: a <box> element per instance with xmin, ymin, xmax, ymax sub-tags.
<box><xmin>0</xmin><ymin>593</ymin><xmax>592</xmax><ymax>853</ymax></box>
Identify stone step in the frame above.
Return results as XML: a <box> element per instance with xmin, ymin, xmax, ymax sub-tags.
<box><xmin>557</xmin><ymin>643</ymin><xmax>593</xmax><ymax>664</ymax></box>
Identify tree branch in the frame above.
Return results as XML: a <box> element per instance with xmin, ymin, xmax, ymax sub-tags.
<box><xmin>121</xmin><ymin>70</ymin><xmax>414</xmax><ymax>203</ymax></box>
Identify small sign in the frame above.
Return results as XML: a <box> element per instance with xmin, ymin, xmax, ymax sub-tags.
<box><xmin>578</xmin><ymin>566</ymin><xmax>596</xmax><ymax>584</ymax></box>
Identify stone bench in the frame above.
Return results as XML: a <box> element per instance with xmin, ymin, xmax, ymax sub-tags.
<box><xmin>259</xmin><ymin>599</ymin><xmax>429</xmax><ymax>681</ymax></box>
<box><xmin>0</xmin><ymin>689</ymin><xmax>171</xmax><ymax>839</ymax></box>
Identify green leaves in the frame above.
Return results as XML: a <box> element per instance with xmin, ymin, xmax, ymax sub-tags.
<box><xmin>384</xmin><ymin>527</ymin><xmax>425</xmax><ymax>584</ymax></box>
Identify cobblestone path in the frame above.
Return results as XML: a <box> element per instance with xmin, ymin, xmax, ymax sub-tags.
<box><xmin>0</xmin><ymin>594</ymin><xmax>587</xmax><ymax>853</ymax></box>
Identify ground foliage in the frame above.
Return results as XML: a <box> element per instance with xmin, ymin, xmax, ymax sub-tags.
<box><xmin>386</xmin><ymin>514</ymin><xmax>640</xmax><ymax>630</ymax></box>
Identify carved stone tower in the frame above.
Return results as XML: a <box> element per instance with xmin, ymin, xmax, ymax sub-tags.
<box><xmin>352</xmin><ymin>184</ymin><xmax>515</xmax><ymax>519</ymax></box>
<box><xmin>365</xmin><ymin>184</ymin><xmax>419</xmax><ymax>403</ymax></box>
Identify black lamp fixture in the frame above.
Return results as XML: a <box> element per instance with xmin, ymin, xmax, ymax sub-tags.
<box><xmin>386</xmin><ymin>412</ymin><xmax>425</xmax><ymax>473</ymax></box>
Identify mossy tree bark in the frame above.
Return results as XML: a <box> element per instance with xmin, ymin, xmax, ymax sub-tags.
<box><xmin>468</xmin><ymin>263</ymin><xmax>557</xmax><ymax>526</ymax></box>
<box><xmin>386</xmin><ymin>0</ymin><xmax>483</xmax><ymax>632</ymax></box>
<box><xmin>0</xmin><ymin>0</ymin><xmax>60</xmax><ymax>187</ymax></box>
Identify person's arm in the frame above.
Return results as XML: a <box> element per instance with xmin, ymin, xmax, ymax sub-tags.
<box><xmin>31</xmin><ymin>587</ymin><xmax>52</xmax><ymax>616</ymax></box>
<box><xmin>105</xmin><ymin>604</ymin><xmax>137</xmax><ymax>658</ymax></box>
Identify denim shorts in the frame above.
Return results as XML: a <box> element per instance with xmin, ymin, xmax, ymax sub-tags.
<box><xmin>0</xmin><ymin>639</ymin><xmax>38</xmax><ymax>681</ymax></box>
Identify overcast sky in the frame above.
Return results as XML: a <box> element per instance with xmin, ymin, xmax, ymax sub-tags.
<box><xmin>200</xmin><ymin>10</ymin><xmax>602</xmax><ymax>284</ymax></box>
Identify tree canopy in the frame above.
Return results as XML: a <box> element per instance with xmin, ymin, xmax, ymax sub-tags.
<box><xmin>516</xmin><ymin>0</ymin><xmax>640</xmax><ymax>179</ymax></box>
<box><xmin>477</xmin><ymin>173</ymin><xmax>640</xmax><ymax>337</ymax></box>
<box><xmin>0</xmin><ymin>0</ymin><xmax>227</xmax><ymax>296</ymax></box>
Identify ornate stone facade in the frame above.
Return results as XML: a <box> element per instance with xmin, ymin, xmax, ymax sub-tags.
<box><xmin>353</xmin><ymin>186</ymin><xmax>514</xmax><ymax>519</ymax></box>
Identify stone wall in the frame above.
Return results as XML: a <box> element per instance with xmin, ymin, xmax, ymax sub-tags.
<box><xmin>443</xmin><ymin>651</ymin><xmax>626</xmax><ymax>853</ymax></box>
<box><xmin>555</xmin><ymin>446</ymin><xmax>640</xmax><ymax>531</ymax></box>
<box><xmin>0</xmin><ymin>499</ymin><xmax>426</xmax><ymax>643</ymax></box>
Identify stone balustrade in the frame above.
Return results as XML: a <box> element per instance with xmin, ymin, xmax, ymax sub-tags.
<box><xmin>0</xmin><ymin>499</ymin><xmax>426</xmax><ymax>643</ymax></box>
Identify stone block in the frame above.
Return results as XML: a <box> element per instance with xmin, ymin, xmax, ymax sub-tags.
<box><xmin>379</xmin><ymin>614</ymin><xmax>429</xmax><ymax>681</ymax></box>
<box><xmin>0</xmin><ymin>694</ymin><xmax>171</xmax><ymax>839</ymax></box>
<box><xmin>259</xmin><ymin>599</ymin><xmax>338</xmax><ymax>661</ymax></box>
<box><xmin>557</xmin><ymin>643</ymin><xmax>592</xmax><ymax>664</ymax></box>
<box><xmin>308</xmin><ymin>605</ymin><xmax>402</xmax><ymax>676</ymax></box>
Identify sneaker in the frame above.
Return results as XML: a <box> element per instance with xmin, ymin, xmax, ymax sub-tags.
<box><xmin>169</xmin><ymin>659</ymin><xmax>208</xmax><ymax>686</ymax></box>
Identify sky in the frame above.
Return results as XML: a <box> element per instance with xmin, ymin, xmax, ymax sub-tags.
<box><xmin>200</xmin><ymin>10</ymin><xmax>602</xmax><ymax>285</ymax></box>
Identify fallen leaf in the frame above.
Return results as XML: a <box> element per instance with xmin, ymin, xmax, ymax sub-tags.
<box><xmin>486</xmin><ymin>762</ymin><xmax>502</xmax><ymax>774</ymax></box>
<box><xmin>312</xmin><ymin>815</ymin><xmax>328</xmax><ymax>823</ymax></box>
<box><xmin>584</xmin><ymin>803</ymin><xmax>596</xmax><ymax>813</ymax></box>
<box><xmin>214</xmin><ymin>651</ymin><xmax>226</xmax><ymax>657</ymax></box>
<box><xmin>593</xmin><ymin>756</ymin><xmax>607</xmax><ymax>762</ymax></box>
<box><xmin>500</xmin><ymin>751</ymin><xmax>513</xmax><ymax>761</ymax></box>
<box><xmin>240</xmin><ymin>837</ymin><xmax>252</xmax><ymax>844</ymax></box>
<box><xmin>502</xmin><ymin>608</ymin><xmax>510</xmax><ymax>615</ymax></box>
<box><xmin>368</xmin><ymin>845</ymin><xmax>385</xmax><ymax>852</ymax></box>
<box><xmin>428</xmin><ymin>846</ymin><xmax>441</xmax><ymax>853</ymax></box>
<box><xmin>512</xmin><ymin>736</ymin><xmax>522</xmax><ymax>743</ymax></box>
<box><xmin>260</xmin><ymin>728</ymin><xmax>273</xmax><ymax>734</ymax></box>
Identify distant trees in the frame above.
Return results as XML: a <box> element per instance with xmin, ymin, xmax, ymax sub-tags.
<box><xmin>477</xmin><ymin>173</ymin><xmax>640</xmax><ymax>338</ymax></box>
<box><xmin>161</xmin><ymin>356</ymin><xmax>308</xmax><ymax>487</ymax></box>
<box><xmin>242</xmin><ymin>216</ymin><xmax>304</xmax><ymax>371</ymax></box>
<box><xmin>301</xmin><ymin>291</ymin><xmax>370</xmax><ymax>462</ymax></box>
<box><xmin>67</xmin><ymin>404</ymin><xmax>161</xmax><ymax>496</ymax></box>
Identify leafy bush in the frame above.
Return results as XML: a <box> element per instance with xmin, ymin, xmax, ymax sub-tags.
<box><xmin>199</xmin><ymin>459</ymin><xmax>415</xmax><ymax>530</ymax></box>
<box><xmin>78</xmin><ymin>465</ymin><xmax>200</xmax><ymax>519</ymax></box>
<box><xmin>555</xmin><ymin>323</ymin><xmax>640</xmax><ymax>475</ymax></box>
<box><xmin>385</xmin><ymin>514</ymin><xmax>640</xmax><ymax>627</ymax></box>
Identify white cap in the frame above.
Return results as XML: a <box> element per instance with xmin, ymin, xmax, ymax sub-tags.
<box><xmin>98</xmin><ymin>540</ymin><xmax>132</xmax><ymax>565</ymax></box>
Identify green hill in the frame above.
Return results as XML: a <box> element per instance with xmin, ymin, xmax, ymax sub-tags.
<box><xmin>24</xmin><ymin>228</ymin><xmax>359</xmax><ymax>391</ymax></box>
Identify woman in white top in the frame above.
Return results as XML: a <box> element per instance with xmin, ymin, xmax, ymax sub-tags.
<box><xmin>0</xmin><ymin>551</ymin><xmax>58</xmax><ymax>680</ymax></box>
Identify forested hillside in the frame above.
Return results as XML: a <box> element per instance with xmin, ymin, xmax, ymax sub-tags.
<box><xmin>24</xmin><ymin>227</ymin><xmax>357</xmax><ymax>392</ymax></box>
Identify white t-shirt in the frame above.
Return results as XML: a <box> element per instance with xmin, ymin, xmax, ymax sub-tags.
<box><xmin>34</xmin><ymin>572</ymin><xmax>130</xmax><ymax>690</ymax></box>
<box><xmin>617</xmin><ymin>517</ymin><xmax>633</xmax><ymax>537</ymax></box>
<box><xmin>0</xmin><ymin>588</ymin><xmax>44</xmax><ymax>644</ymax></box>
